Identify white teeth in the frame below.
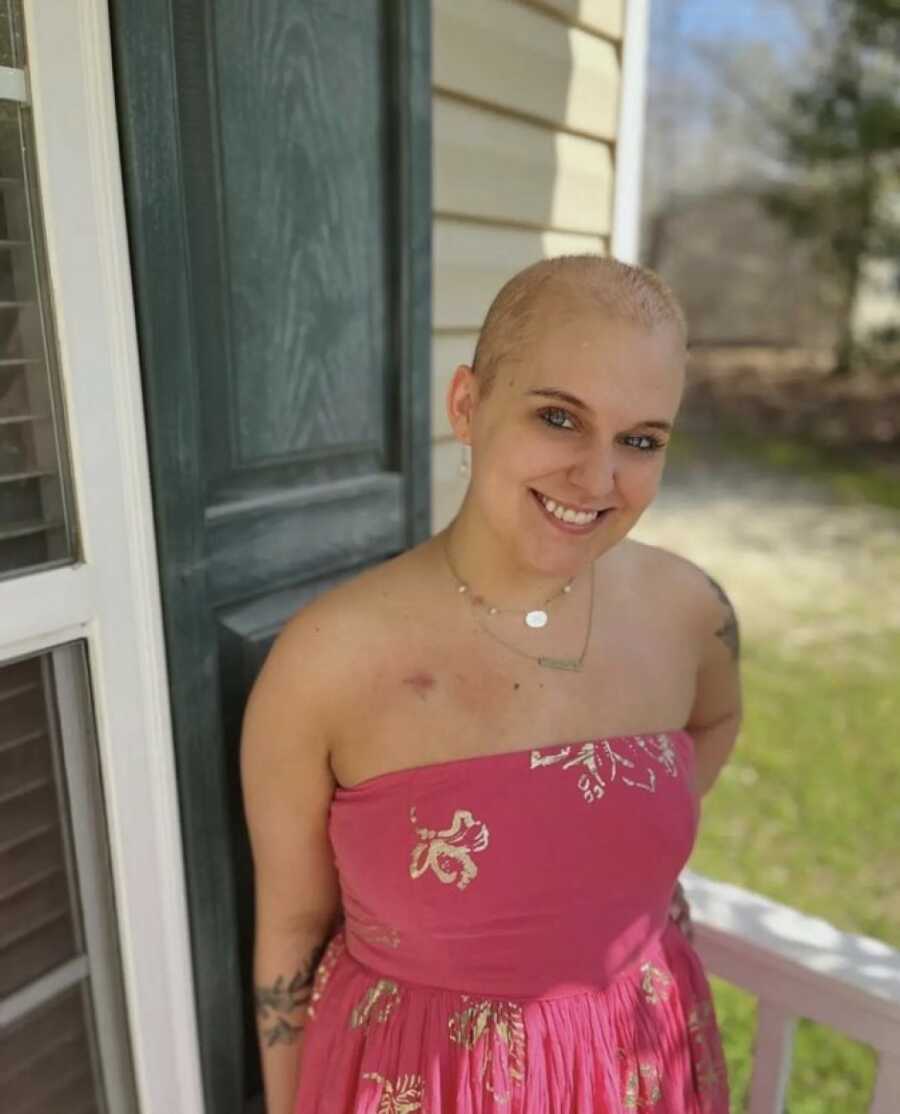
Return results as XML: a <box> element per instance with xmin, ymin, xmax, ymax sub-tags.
<box><xmin>536</xmin><ymin>491</ymin><xmax>600</xmax><ymax>525</ymax></box>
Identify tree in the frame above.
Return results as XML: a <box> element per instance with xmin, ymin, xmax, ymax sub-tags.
<box><xmin>763</xmin><ymin>0</ymin><xmax>900</xmax><ymax>374</ymax></box>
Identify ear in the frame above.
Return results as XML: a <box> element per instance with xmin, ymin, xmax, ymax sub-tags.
<box><xmin>445</xmin><ymin>363</ymin><xmax>479</xmax><ymax>444</ymax></box>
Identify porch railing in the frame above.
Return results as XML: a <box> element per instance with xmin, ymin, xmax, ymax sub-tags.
<box><xmin>683</xmin><ymin>869</ymin><xmax>900</xmax><ymax>1113</ymax></box>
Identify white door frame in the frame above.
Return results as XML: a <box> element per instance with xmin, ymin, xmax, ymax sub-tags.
<box><xmin>611</xmin><ymin>0</ymin><xmax>651</xmax><ymax>263</ymax></box>
<box><xmin>0</xmin><ymin>2</ymin><xmax>205</xmax><ymax>1111</ymax></box>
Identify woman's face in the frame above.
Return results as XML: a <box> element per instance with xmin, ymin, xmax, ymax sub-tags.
<box><xmin>455</xmin><ymin>311</ymin><xmax>686</xmax><ymax>576</ymax></box>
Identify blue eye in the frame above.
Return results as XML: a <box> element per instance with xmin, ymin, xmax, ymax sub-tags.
<box><xmin>539</xmin><ymin>408</ymin><xmax>666</xmax><ymax>451</ymax></box>
<box><xmin>623</xmin><ymin>434</ymin><xmax>665</xmax><ymax>452</ymax></box>
<box><xmin>539</xmin><ymin>407</ymin><xmax>576</xmax><ymax>431</ymax></box>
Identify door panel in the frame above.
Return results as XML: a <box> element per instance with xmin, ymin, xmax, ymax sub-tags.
<box><xmin>206</xmin><ymin>474</ymin><xmax>405</xmax><ymax>602</ymax></box>
<box><xmin>109</xmin><ymin>1</ymin><xmax>431</xmax><ymax>1109</ymax></box>
<box><xmin>212</xmin><ymin>0</ymin><xmax>389</xmax><ymax>481</ymax></box>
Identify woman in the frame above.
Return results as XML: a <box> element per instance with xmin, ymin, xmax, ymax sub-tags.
<box><xmin>241</xmin><ymin>255</ymin><xmax>742</xmax><ymax>1113</ymax></box>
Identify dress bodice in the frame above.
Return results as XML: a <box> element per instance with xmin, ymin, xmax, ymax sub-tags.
<box><xmin>328</xmin><ymin>729</ymin><xmax>698</xmax><ymax>999</ymax></box>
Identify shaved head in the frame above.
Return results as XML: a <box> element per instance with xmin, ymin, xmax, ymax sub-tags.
<box><xmin>471</xmin><ymin>254</ymin><xmax>688</xmax><ymax>402</ymax></box>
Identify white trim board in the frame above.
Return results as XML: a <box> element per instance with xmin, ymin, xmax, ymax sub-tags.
<box><xmin>0</xmin><ymin>63</ymin><xmax>28</xmax><ymax>102</ymax></box>
<box><xmin>0</xmin><ymin>563</ymin><xmax>95</xmax><ymax>657</ymax></box>
<box><xmin>20</xmin><ymin>2</ymin><xmax>205</xmax><ymax>1112</ymax></box>
<box><xmin>610</xmin><ymin>0</ymin><xmax>650</xmax><ymax>263</ymax></box>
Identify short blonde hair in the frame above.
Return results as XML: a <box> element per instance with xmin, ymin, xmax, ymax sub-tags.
<box><xmin>471</xmin><ymin>254</ymin><xmax>687</xmax><ymax>400</ymax></box>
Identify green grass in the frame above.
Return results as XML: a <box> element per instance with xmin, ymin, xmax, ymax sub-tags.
<box><xmin>692</xmin><ymin>632</ymin><xmax>900</xmax><ymax>1112</ymax></box>
<box><xmin>661</xmin><ymin>423</ymin><xmax>900</xmax><ymax>1106</ymax></box>
<box><xmin>668</xmin><ymin>425</ymin><xmax>900</xmax><ymax>510</ymax></box>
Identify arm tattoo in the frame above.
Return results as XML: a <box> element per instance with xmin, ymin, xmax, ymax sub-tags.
<box><xmin>703</xmin><ymin>572</ymin><xmax>740</xmax><ymax>661</ymax></box>
<box><xmin>254</xmin><ymin>936</ymin><xmax>330</xmax><ymax>1047</ymax></box>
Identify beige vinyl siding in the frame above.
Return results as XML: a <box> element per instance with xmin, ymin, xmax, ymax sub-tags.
<box><xmin>433</xmin><ymin>0</ymin><xmax>620</xmax><ymax>139</ymax></box>
<box><xmin>518</xmin><ymin>0</ymin><xmax>624</xmax><ymax>41</ymax></box>
<box><xmin>435</xmin><ymin>98</ymin><xmax>614</xmax><ymax>234</ymax></box>
<box><xmin>431</xmin><ymin>0</ymin><xmax>625</xmax><ymax>530</ymax></box>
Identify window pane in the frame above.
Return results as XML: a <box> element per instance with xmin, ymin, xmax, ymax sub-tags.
<box><xmin>0</xmin><ymin>645</ymin><xmax>137</xmax><ymax>1114</ymax></box>
<box><xmin>0</xmin><ymin>983</ymin><xmax>104</xmax><ymax>1114</ymax></box>
<box><xmin>0</xmin><ymin>654</ymin><xmax>82</xmax><ymax>998</ymax></box>
<box><xmin>0</xmin><ymin>96</ymin><xmax>78</xmax><ymax>579</ymax></box>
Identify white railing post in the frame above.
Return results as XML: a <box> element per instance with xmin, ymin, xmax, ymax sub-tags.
<box><xmin>681</xmin><ymin>870</ymin><xmax>900</xmax><ymax>1112</ymax></box>
<box><xmin>747</xmin><ymin>1003</ymin><xmax>796</xmax><ymax>1114</ymax></box>
<box><xmin>870</xmin><ymin>1055</ymin><xmax>900</xmax><ymax>1114</ymax></box>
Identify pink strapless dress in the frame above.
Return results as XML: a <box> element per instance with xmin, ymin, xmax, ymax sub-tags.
<box><xmin>294</xmin><ymin>729</ymin><xmax>729</xmax><ymax>1113</ymax></box>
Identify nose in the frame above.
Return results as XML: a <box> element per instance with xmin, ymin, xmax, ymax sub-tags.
<box><xmin>567</xmin><ymin>436</ymin><xmax>617</xmax><ymax>495</ymax></box>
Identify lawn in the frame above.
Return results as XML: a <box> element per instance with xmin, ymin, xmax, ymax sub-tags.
<box><xmin>668</xmin><ymin>422</ymin><xmax>900</xmax><ymax>512</ymax></box>
<box><xmin>626</xmin><ymin>413</ymin><xmax>900</xmax><ymax>1108</ymax></box>
<box><xmin>678</xmin><ymin>423</ymin><xmax>900</xmax><ymax>1111</ymax></box>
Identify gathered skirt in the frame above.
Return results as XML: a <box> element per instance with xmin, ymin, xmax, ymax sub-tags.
<box><xmin>294</xmin><ymin>917</ymin><xmax>729</xmax><ymax>1113</ymax></box>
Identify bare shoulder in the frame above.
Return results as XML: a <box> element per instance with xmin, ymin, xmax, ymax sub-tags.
<box><xmin>621</xmin><ymin>537</ymin><xmax>741</xmax><ymax>660</ymax></box>
<box><xmin>271</xmin><ymin>543</ymin><xmax>427</xmax><ymax>700</ymax></box>
<box><xmin>285</xmin><ymin>543</ymin><xmax>426</xmax><ymax>630</ymax></box>
<box><xmin>241</xmin><ymin>547</ymin><xmax>419</xmax><ymax>790</ymax></box>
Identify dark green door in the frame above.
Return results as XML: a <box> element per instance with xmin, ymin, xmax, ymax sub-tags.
<box><xmin>108</xmin><ymin>2</ymin><xmax>431</xmax><ymax>1110</ymax></box>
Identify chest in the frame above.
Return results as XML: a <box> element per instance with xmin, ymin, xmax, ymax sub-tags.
<box><xmin>331</xmin><ymin>583</ymin><xmax>700</xmax><ymax>790</ymax></box>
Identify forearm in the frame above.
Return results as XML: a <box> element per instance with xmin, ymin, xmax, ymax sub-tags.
<box><xmin>254</xmin><ymin>919</ymin><xmax>334</xmax><ymax>1114</ymax></box>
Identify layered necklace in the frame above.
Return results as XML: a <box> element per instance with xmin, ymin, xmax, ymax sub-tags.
<box><xmin>441</xmin><ymin>531</ymin><xmax>595</xmax><ymax>671</ymax></box>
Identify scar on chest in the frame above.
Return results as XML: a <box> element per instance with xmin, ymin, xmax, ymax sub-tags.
<box><xmin>402</xmin><ymin>671</ymin><xmax>436</xmax><ymax>699</ymax></box>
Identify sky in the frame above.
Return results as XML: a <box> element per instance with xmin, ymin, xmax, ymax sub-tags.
<box><xmin>642</xmin><ymin>0</ymin><xmax>821</xmax><ymax>204</ymax></box>
<box><xmin>649</xmin><ymin>0</ymin><xmax>817</xmax><ymax>86</ymax></box>
<box><xmin>672</xmin><ymin>0</ymin><xmax>802</xmax><ymax>44</ymax></box>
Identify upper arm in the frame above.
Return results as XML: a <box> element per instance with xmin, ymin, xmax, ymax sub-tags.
<box><xmin>690</xmin><ymin>570</ymin><xmax>739</xmax><ymax>726</ymax></box>
<box><xmin>684</xmin><ymin>561</ymin><xmax>743</xmax><ymax>740</ymax></box>
<box><xmin>239</xmin><ymin>603</ymin><xmax>343</xmax><ymax>934</ymax></box>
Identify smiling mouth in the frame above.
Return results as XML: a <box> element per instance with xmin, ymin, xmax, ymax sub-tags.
<box><xmin>529</xmin><ymin>488</ymin><xmax>611</xmax><ymax>528</ymax></box>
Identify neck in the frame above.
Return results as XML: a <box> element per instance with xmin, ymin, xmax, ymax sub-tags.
<box><xmin>440</xmin><ymin>498</ymin><xmax>590</xmax><ymax>609</ymax></box>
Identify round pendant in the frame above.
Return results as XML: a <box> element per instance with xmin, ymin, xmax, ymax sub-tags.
<box><xmin>525</xmin><ymin>609</ymin><xmax>548</xmax><ymax>629</ymax></box>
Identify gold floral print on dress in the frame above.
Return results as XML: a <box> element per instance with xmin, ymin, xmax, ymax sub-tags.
<box><xmin>633</xmin><ymin>732</ymin><xmax>678</xmax><ymax>776</ymax></box>
<box><xmin>361</xmin><ymin>1071</ymin><xmax>426</xmax><ymax>1113</ymax></box>
<box><xmin>408</xmin><ymin>807</ymin><xmax>490</xmax><ymax>890</ymax></box>
<box><xmin>687</xmin><ymin>1001</ymin><xmax>725</xmax><ymax>1107</ymax></box>
<box><xmin>530</xmin><ymin>733</ymin><xmax>680</xmax><ymax>805</ymax></box>
<box><xmin>350</xmin><ymin>979</ymin><xmax>401</xmax><ymax>1029</ymax></box>
<box><xmin>639</xmin><ymin>961</ymin><xmax>674</xmax><ymax>1006</ymax></box>
<box><xmin>305</xmin><ymin>932</ymin><xmax>346</xmax><ymax>1022</ymax></box>
<box><xmin>617</xmin><ymin>1048</ymin><xmax>663</xmax><ymax>1108</ymax></box>
<box><xmin>355</xmin><ymin>918</ymin><xmax>402</xmax><ymax>949</ymax></box>
<box><xmin>625</xmin><ymin>1063</ymin><xmax>663</xmax><ymax>1108</ymax></box>
<box><xmin>448</xmin><ymin>996</ymin><xmax>526</xmax><ymax>1102</ymax></box>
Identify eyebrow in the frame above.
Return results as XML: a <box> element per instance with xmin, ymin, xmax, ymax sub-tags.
<box><xmin>524</xmin><ymin>388</ymin><xmax>673</xmax><ymax>432</ymax></box>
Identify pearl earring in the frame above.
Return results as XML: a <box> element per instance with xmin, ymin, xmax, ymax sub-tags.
<box><xmin>458</xmin><ymin>444</ymin><xmax>470</xmax><ymax>477</ymax></box>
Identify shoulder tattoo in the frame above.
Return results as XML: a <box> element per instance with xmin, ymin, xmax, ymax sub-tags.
<box><xmin>703</xmin><ymin>572</ymin><xmax>740</xmax><ymax>661</ymax></box>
